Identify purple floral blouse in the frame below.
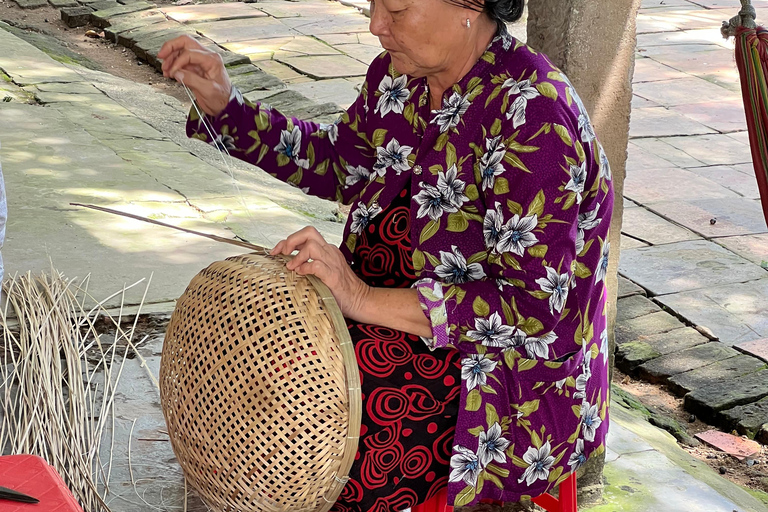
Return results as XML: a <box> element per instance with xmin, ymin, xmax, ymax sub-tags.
<box><xmin>187</xmin><ymin>28</ymin><xmax>613</xmax><ymax>507</ymax></box>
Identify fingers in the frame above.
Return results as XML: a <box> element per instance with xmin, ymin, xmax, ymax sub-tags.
<box><xmin>286</xmin><ymin>239</ymin><xmax>331</xmax><ymax>271</ymax></box>
<box><xmin>158</xmin><ymin>35</ymin><xmax>205</xmax><ymax>62</ymax></box>
<box><xmin>293</xmin><ymin>259</ymin><xmax>334</xmax><ymax>282</ymax></box>
<box><xmin>272</xmin><ymin>227</ymin><xmax>327</xmax><ymax>257</ymax></box>
<box><xmin>167</xmin><ymin>49</ymin><xmax>224</xmax><ymax>81</ymax></box>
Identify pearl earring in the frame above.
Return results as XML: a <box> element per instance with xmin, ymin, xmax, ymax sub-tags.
<box><xmin>466</xmin><ymin>18</ymin><xmax>471</xmax><ymax>28</ymax></box>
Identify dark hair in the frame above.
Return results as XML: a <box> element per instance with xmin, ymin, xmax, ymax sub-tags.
<box><xmin>446</xmin><ymin>0</ymin><xmax>525</xmax><ymax>24</ymax></box>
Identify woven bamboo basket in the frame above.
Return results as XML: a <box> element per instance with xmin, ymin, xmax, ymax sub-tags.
<box><xmin>159</xmin><ymin>253</ymin><xmax>361</xmax><ymax>512</ymax></box>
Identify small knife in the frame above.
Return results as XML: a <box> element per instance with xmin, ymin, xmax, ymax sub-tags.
<box><xmin>0</xmin><ymin>485</ymin><xmax>39</xmax><ymax>504</ymax></box>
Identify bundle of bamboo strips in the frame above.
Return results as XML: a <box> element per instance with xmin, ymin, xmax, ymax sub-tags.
<box><xmin>0</xmin><ymin>270</ymin><xmax>149</xmax><ymax>512</ymax></box>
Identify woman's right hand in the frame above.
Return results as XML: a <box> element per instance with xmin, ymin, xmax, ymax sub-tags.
<box><xmin>158</xmin><ymin>35</ymin><xmax>233</xmax><ymax>117</ymax></box>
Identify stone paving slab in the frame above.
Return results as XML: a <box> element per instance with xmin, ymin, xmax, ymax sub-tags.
<box><xmin>720</xmin><ymin>397</ymin><xmax>768</xmax><ymax>439</ymax></box>
<box><xmin>633</xmin><ymin>55</ymin><xmax>691</xmax><ymax>82</ymax></box>
<box><xmin>618</xmin><ymin>275</ymin><xmax>646</xmax><ymax>299</ymax></box>
<box><xmin>279</xmin><ymin>14</ymin><xmax>371</xmax><ymax>35</ymax></box>
<box><xmin>616</xmin><ymin>294</ymin><xmax>662</xmax><ymax>322</ymax></box>
<box><xmin>670</xmin><ymin>99</ymin><xmax>748</xmax><ymax>133</ymax></box>
<box><xmin>658</xmin><ymin>279</ymin><xmax>768</xmax><ymax>345</ymax></box>
<box><xmin>192</xmin><ymin>17</ymin><xmax>299</xmax><ymax>44</ymax></box>
<box><xmin>685</xmin><ymin>165</ymin><xmax>762</xmax><ymax>201</ymax></box>
<box><xmin>277</xmin><ymin>54</ymin><xmax>368</xmax><ymax>79</ymax></box>
<box><xmin>716</xmin><ymin>234</ymin><xmax>768</xmax><ymax>267</ymax></box>
<box><xmin>13</xmin><ymin>0</ymin><xmax>48</xmax><ymax>8</ymax></box>
<box><xmin>637</xmin><ymin>341</ymin><xmax>739</xmax><ymax>383</ymax></box>
<box><xmin>161</xmin><ymin>2</ymin><xmax>266</xmax><ymax>24</ymax></box>
<box><xmin>615</xmin><ymin>310</ymin><xmax>687</xmax><ymax>345</ymax></box>
<box><xmin>625</xmin><ymin>167</ymin><xmax>742</xmax><ymax>205</ymax></box>
<box><xmin>616</xmin><ymin>327</ymin><xmax>711</xmax><ymax>373</ymax></box>
<box><xmin>251</xmin><ymin>59</ymin><xmax>312</xmax><ymax>84</ymax></box>
<box><xmin>632</xmin><ymin>76</ymin><xmax>741</xmax><ymax>107</ymax></box>
<box><xmin>91</xmin><ymin>1</ymin><xmax>156</xmax><ymax>28</ymax></box>
<box><xmin>61</xmin><ymin>6</ymin><xmax>95</xmax><ymax>28</ymax></box>
<box><xmin>660</xmin><ymin>133</ymin><xmax>753</xmax><ymax>167</ymax></box>
<box><xmin>735</xmin><ymin>338</ymin><xmax>768</xmax><ymax>363</ymax></box>
<box><xmin>620</xmin><ymin>234</ymin><xmax>649</xmax><ymax>249</ymax></box>
<box><xmin>684</xmin><ymin>369</ymin><xmax>768</xmax><ymax>424</ymax></box>
<box><xmin>667</xmin><ymin>354</ymin><xmax>766</xmax><ymax>396</ymax></box>
<box><xmin>649</xmin><ymin>197</ymin><xmax>768</xmax><ymax>238</ymax></box>
<box><xmin>630</xmin><ymin>137</ymin><xmax>709</xmax><ymax>168</ymax></box>
<box><xmin>629</xmin><ymin>106</ymin><xmax>718</xmax><ymax>138</ymax></box>
<box><xmin>620</xmin><ymin>205</ymin><xmax>702</xmax><ymax>244</ymax></box>
<box><xmin>335</xmin><ymin>43</ymin><xmax>383</xmax><ymax>65</ymax></box>
<box><xmin>619</xmin><ymin>240</ymin><xmax>767</xmax><ymax>296</ymax></box>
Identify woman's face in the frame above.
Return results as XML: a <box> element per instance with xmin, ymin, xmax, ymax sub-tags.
<box><xmin>369</xmin><ymin>0</ymin><xmax>471</xmax><ymax>78</ymax></box>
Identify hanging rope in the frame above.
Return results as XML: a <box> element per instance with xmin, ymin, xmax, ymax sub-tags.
<box><xmin>722</xmin><ymin>0</ymin><xmax>758</xmax><ymax>38</ymax></box>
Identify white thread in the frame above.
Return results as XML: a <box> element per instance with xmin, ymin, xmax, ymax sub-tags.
<box><xmin>180</xmin><ymin>80</ymin><xmax>272</xmax><ymax>248</ymax></box>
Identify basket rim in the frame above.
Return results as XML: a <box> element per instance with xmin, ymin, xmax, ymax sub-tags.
<box><xmin>304</xmin><ymin>272</ymin><xmax>362</xmax><ymax>511</ymax></box>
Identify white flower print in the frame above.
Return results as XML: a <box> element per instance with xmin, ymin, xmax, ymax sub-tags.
<box><xmin>574</xmin><ymin>357</ymin><xmax>591</xmax><ymax>400</ymax></box>
<box><xmin>502</xmin><ymin>78</ymin><xmax>540</xmax><ymax>128</ymax></box>
<box><xmin>414</xmin><ymin>183</ymin><xmax>455</xmax><ymax>221</ymax></box>
<box><xmin>477</xmin><ymin>422</ymin><xmax>511</xmax><ymax>466</ymax></box>
<box><xmin>479</xmin><ymin>136</ymin><xmax>506</xmax><ymax>191</ymax></box>
<box><xmin>274</xmin><ymin>126</ymin><xmax>309</xmax><ymax>169</ymax></box>
<box><xmin>535</xmin><ymin>266</ymin><xmax>570</xmax><ymax>315</ymax></box>
<box><xmin>578</xmin><ymin>114</ymin><xmax>597</xmax><ymax>143</ymax></box>
<box><xmin>565</xmin><ymin>161</ymin><xmax>587</xmax><ymax>205</ymax></box>
<box><xmin>568</xmin><ymin>439</ymin><xmax>587</xmax><ymax>470</ymax></box>
<box><xmin>449</xmin><ymin>445</ymin><xmax>483</xmax><ymax>487</ymax></box>
<box><xmin>349</xmin><ymin>202</ymin><xmax>382</xmax><ymax>235</ymax></box>
<box><xmin>319</xmin><ymin>122</ymin><xmax>339</xmax><ymax>145</ymax></box>
<box><xmin>211</xmin><ymin>133</ymin><xmax>236</xmax><ymax>152</ymax></box>
<box><xmin>595</xmin><ymin>241</ymin><xmax>610</xmax><ymax>284</ymax></box>
<box><xmin>435</xmin><ymin>246</ymin><xmax>486</xmax><ymax>284</ymax></box>
<box><xmin>461</xmin><ymin>353</ymin><xmax>497</xmax><ymax>391</ymax></box>
<box><xmin>600</xmin><ymin>328</ymin><xmax>609</xmax><ymax>364</ymax></box>
<box><xmin>467</xmin><ymin>312</ymin><xmax>517</xmax><ymax>347</ymax></box>
<box><xmin>580</xmin><ymin>400</ymin><xmax>603</xmax><ymax>442</ymax></box>
<box><xmin>375</xmin><ymin>74</ymin><xmax>410</xmax><ymax>117</ymax></box>
<box><xmin>576</xmin><ymin>202</ymin><xmax>601</xmax><ymax>254</ymax></box>
<box><xmin>432</xmin><ymin>92</ymin><xmax>471</xmax><ymax>133</ymax></box>
<box><xmin>496</xmin><ymin>213</ymin><xmax>539</xmax><ymax>256</ymax></box>
<box><xmin>483</xmin><ymin>203</ymin><xmax>505</xmax><ymax>250</ymax></box>
<box><xmin>523</xmin><ymin>332</ymin><xmax>558</xmax><ymax>360</ymax></box>
<box><xmin>345</xmin><ymin>165</ymin><xmax>371</xmax><ymax>187</ymax></box>
<box><xmin>230</xmin><ymin>85</ymin><xmax>244</xmax><ymax>105</ymax></box>
<box><xmin>599</xmin><ymin>147</ymin><xmax>612</xmax><ymax>181</ymax></box>
<box><xmin>518</xmin><ymin>441</ymin><xmax>555</xmax><ymax>486</ymax></box>
<box><xmin>375</xmin><ymin>138</ymin><xmax>413</xmax><ymax>176</ymax></box>
<box><xmin>437</xmin><ymin>164</ymin><xmax>469</xmax><ymax>210</ymax></box>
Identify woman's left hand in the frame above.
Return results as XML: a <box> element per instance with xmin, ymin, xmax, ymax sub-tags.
<box><xmin>270</xmin><ymin>227</ymin><xmax>371</xmax><ymax>320</ymax></box>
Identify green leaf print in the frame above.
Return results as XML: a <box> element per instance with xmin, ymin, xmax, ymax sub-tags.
<box><xmin>484</xmin><ymin>471</ymin><xmax>504</xmax><ymax>490</ymax></box>
<box><xmin>465</xmin><ymin>184</ymin><xmax>480</xmax><ymax>201</ymax></box>
<box><xmin>487</xmin><ymin>463</ymin><xmax>510</xmax><ymax>479</ymax></box>
<box><xmin>434</xmin><ymin>132</ymin><xmax>449</xmax><ymax>151</ymax></box>
<box><xmin>485</xmin><ymin>403</ymin><xmax>499</xmax><ymax>427</ymax></box>
<box><xmin>503</xmin><ymin>152</ymin><xmax>532</xmax><ymax>173</ymax></box>
<box><xmin>472</xmin><ymin>296</ymin><xmax>491</xmax><ymax>317</ymax></box>
<box><xmin>549</xmin><ymin>466</ymin><xmax>564</xmax><ymax>483</ymax></box>
<box><xmin>493</xmin><ymin>177</ymin><xmax>510</xmax><ymax>195</ymax></box>
<box><xmin>257</xmin><ymin>144</ymin><xmax>269</xmax><ymax>165</ymax></box>
<box><xmin>345</xmin><ymin>234</ymin><xmax>357</xmax><ymax>254</ymax></box>
<box><xmin>372</xmin><ymin>128</ymin><xmax>387</xmax><ymax>148</ymax></box>
<box><xmin>287</xmin><ymin>168</ymin><xmax>303</xmax><ymax>186</ymax></box>
<box><xmin>530</xmin><ymin>429</ymin><xmax>543</xmax><ymax>449</ymax></box>
<box><xmin>412</xmin><ymin>249</ymin><xmax>426</xmax><ymax>273</ymax></box>
<box><xmin>455</xmin><ymin>485</ymin><xmax>476</xmax><ymax>508</ymax></box>
<box><xmin>467</xmin><ymin>250</ymin><xmax>487</xmax><ymax>265</ymax></box>
<box><xmin>490</xmin><ymin>118</ymin><xmax>502</xmax><ymax>137</ymax></box>
<box><xmin>446</xmin><ymin>142</ymin><xmax>457</xmax><ymax>168</ymax></box>
<box><xmin>420</xmin><ymin>218</ymin><xmax>441</xmax><ymax>244</ymax></box>
<box><xmin>486</xmin><ymin>86</ymin><xmax>503</xmax><ymax>108</ymax></box>
<box><xmin>506</xmin><ymin>199</ymin><xmax>523</xmax><ymax>216</ymax></box>
<box><xmin>518</xmin><ymin>358</ymin><xmax>539</xmax><ymax>372</ymax></box>
<box><xmin>466</xmin><ymin>388</ymin><xmax>482</xmax><ymax>411</ymax></box>
<box><xmin>554</xmin><ymin>124</ymin><xmax>573</xmax><ymax>147</ymax></box>
<box><xmin>536</xmin><ymin>81</ymin><xmax>558</xmax><ymax>101</ymax></box>
<box><xmin>314</xmin><ymin>159</ymin><xmax>329</xmax><ymax>176</ymax></box>
<box><xmin>528</xmin><ymin>190</ymin><xmax>546</xmax><ymax>217</ymax></box>
<box><xmin>255</xmin><ymin>111</ymin><xmax>270</xmax><ymax>131</ymax></box>
<box><xmin>528</xmin><ymin>245</ymin><xmax>548</xmax><ymax>258</ymax></box>
<box><xmin>547</xmin><ymin>71</ymin><xmax>566</xmax><ymax>82</ymax></box>
<box><xmin>519</xmin><ymin>316</ymin><xmax>545</xmax><ymax>335</ymax></box>
<box><xmin>481</xmin><ymin>51</ymin><xmax>496</xmax><ymax>65</ymax></box>
<box><xmin>511</xmin><ymin>453</ymin><xmax>529</xmax><ymax>469</ymax></box>
<box><xmin>307</xmin><ymin>141</ymin><xmax>315</xmax><ymax>167</ymax></box>
<box><xmin>515</xmin><ymin>399</ymin><xmax>540</xmax><ymax>417</ymax></box>
<box><xmin>276</xmin><ymin>153</ymin><xmax>291</xmax><ymax>167</ymax></box>
<box><xmin>469</xmin><ymin>425</ymin><xmax>485</xmax><ymax>436</ymax></box>
<box><xmin>480</xmin><ymin>384</ymin><xmax>498</xmax><ymax>395</ymax></box>
<box><xmin>501</xmin><ymin>298</ymin><xmax>515</xmax><ymax>326</ymax></box>
<box><xmin>574</xmin><ymin>261</ymin><xmax>593</xmax><ymax>279</ymax></box>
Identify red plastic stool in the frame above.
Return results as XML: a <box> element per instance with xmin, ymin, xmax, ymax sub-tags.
<box><xmin>412</xmin><ymin>472</ymin><xmax>577</xmax><ymax>512</ymax></box>
<box><xmin>531</xmin><ymin>472</ymin><xmax>577</xmax><ymax>512</ymax></box>
<box><xmin>0</xmin><ymin>454</ymin><xmax>84</xmax><ymax>511</ymax></box>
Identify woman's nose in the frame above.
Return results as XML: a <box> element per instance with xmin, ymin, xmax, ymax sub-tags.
<box><xmin>369</xmin><ymin>3</ymin><xmax>388</xmax><ymax>38</ymax></box>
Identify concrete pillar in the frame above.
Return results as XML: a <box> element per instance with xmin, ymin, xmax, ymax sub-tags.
<box><xmin>526</xmin><ymin>0</ymin><xmax>641</xmax><ymax>505</ymax></box>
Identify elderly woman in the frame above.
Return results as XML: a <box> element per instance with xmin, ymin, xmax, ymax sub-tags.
<box><xmin>159</xmin><ymin>0</ymin><xmax>612</xmax><ymax>509</ymax></box>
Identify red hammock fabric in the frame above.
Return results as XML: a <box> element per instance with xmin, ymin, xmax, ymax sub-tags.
<box><xmin>736</xmin><ymin>25</ymin><xmax>768</xmax><ymax>228</ymax></box>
